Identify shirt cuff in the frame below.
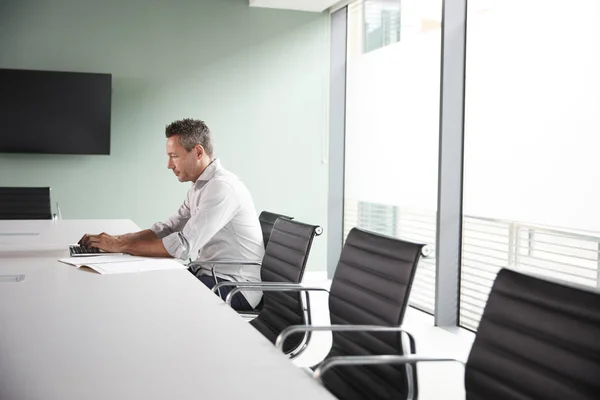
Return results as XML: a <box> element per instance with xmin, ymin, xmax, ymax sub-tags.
<box><xmin>161</xmin><ymin>232</ymin><xmax>190</xmax><ymax>260</ymax></box>
<box><xmin>150</xmin><ymin>222</ymin><xmax>171</xmax><ymax>239</ymax></box>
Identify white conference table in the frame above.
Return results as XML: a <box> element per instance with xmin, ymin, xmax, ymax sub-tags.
<box><xmin>0</xmin><ymin>220</ymin><xmax>336</xmax><ymax>400</ymax></box>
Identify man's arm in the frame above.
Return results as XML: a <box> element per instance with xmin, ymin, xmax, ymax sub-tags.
<box><xmin>79</xmin><ymin>231</ymin><xmax>171</xmax><ymax>258</ymax></box>
<box><xmin>115</xmin><ymin>229</ymin><xmax>158</xmax><ymax>243</ymax></box>
<box><xmin>78</xmin><ymin>229</ymin><xmax>158</xmax><ymax>250</ymax></box>
<box><xmin>122</xmin><ymin>238</ymin><xmax>171</xmax><ymax>257</ymax></box>
<box><xmin>78</xmin><ymin>230</ymin><xmax>157</xmax><ymax>247</ymax></box>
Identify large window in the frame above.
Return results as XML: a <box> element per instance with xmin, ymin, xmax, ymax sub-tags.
<box><xmin>343</xmin><ymin>0</ymin><xmax>442</xmax><ymax>313</ymax></box>
<box><xmin>461</xmin><ymin>0</ymin><xmax>600</xmax><ymax>330</ymax></box>
<box><xmin>337</xmin><ymin>0</ymin><xmax>599</xmax><ymax>330</ymax></box>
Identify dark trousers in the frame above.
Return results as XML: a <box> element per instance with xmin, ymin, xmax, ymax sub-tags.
<box><xmin>191</xmin><ymin>272</ymin><xmax>254</xmax><ymax>311</ymax></box>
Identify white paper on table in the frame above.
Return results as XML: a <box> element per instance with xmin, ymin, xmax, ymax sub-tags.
<box><xmin>59</xmin><ymin>255</ymin><xmax>147</xmax><ymax>265</ymax></box>
<box><xmin>58</xmin><ymin>256</ymin><xmax>186</xmax><ymax>274</ymax></box>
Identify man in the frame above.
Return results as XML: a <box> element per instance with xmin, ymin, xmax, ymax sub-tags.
<box><xmin>79</xmin><ymin>118</ymin><xmax>265</xmax><ymax>310</ymax></box>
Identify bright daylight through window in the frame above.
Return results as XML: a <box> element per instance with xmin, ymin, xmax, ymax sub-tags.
<box><xmin>344</xmin><ymin>0</ymin><xmax>442</xmax><ymax>314</ymax></box>
<box><xmin>461</xmin><ymin>0</ymin><xmax>600</xmax><ymax>330</ymax></box>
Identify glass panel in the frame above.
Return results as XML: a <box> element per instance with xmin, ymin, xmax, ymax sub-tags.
<box><xmin>461</xmin><ymin>0</ymin><xmax>600</xmax><ymax>330</ymax></box>
<box><xmin>363</xmin><ymin>0</ymin><xmax>402</xmax><ymax>53</ymax></box>
<box><xmin>344</xmin><ymin>0</ymin><xmax>443</xmax><ymax>314</ymax></box>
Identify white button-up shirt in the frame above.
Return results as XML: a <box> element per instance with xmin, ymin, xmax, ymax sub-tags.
<box><xmin>150</xmin><ymin>159</ymin><xmax>265</xmax><ymax>307</ymax></box>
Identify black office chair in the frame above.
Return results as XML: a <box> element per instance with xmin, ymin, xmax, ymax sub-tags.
<box><xmin>258</xmin><ymin>211</ymin><xmax>294</xmax><ymax>249</ymax></box>
<box><xmin>229</xmin><ymin>228</ymin><xmax>425</xmax><ymax>398</ymax></box>
<box><xmin>240</xmin><ymin>211</ymin><xmax>295</xmax><ymax>315</ymax></box>
<box><xmin>0</xmin><ymin>187</ymin><xmax>52</xmax><ymax>220</ymax></box>
<box><xmin>312</xmin><ymin>268</ymin><xmax>600</xmax><ymax>400</ymax></box>
<box><xmin>212</xmin><ymin>218</ymin><xmax>322</xmax><ymax>352</ymax></box>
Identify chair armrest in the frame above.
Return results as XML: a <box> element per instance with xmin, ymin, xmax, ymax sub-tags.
<box><xmin>212</xmin><ymin>281</ymin><xmax>308</xmax><ymax>294</ymax></box>
<box><xmin>189</xmin><ymin>261</ymin><xmax>261</xmax><ymax>297</ymax></box>
<box><xmin>209</xmin><ymin>263</ymin><xmax>262</xmax><ymax>297</ymax></box>
<box><xmin>275</xmin><ymin>325</ymin><xmax>416</xmax><ymax>352</ymax></box>
<box><xmin>193</xmin><ymin>260</ymin><xmax>262</xmax><ymax>266</ymax></box>
<box><xmin>225</xmin><ymin>285</ymin><xmax>330</xmax><ymax>306</ymax></box>
<box><xmin>313</xmin><ymin>354</ymin><xmax>465</xmax><ymax>380</ymax></box>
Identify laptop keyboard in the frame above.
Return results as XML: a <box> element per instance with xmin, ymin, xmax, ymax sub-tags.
<box><xmin>69</xmin><ymin>245</ymin><xmax>102</xmax><ymax>256</ymax></box>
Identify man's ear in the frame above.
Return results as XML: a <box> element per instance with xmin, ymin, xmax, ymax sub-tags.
<box><xmin>194</xmin><ymin>144</ymin><xmax>204</xmax><ymax>160</ymax></box>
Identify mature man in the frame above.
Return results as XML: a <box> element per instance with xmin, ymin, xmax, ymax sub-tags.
<box><xmin>79</xmin><ymin>118</ymin><xmax>265</xmax><ymax>310</ymax></box>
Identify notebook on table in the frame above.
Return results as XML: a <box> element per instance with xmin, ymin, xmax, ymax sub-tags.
<box><xmin>59</xmin><ymin>254</ymin><xmax>186</xmax><ymax>274</ymax></box>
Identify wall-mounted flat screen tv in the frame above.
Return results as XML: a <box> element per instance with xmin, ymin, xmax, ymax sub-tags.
<box><xmin>0</xmin><ymin>68</ymin><xmax>112</xmax><ymax>155</ymax></box>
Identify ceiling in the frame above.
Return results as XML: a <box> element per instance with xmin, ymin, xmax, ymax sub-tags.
<box><xmin>249</xmin><ymin>0</ymin><xmax>342</xmax><ymax>12</ymax></box>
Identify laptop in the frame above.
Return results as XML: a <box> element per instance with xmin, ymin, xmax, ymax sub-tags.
<box><xmin>68</xmin><ymin>245</ymin><xmax>123</xmax><ymax>257</ymax></box>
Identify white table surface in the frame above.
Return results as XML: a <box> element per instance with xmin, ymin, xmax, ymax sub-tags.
<box><xmin>0</xmin><ymin>220</ymin><xmax>335</xmax><ymax>400</ymax></box>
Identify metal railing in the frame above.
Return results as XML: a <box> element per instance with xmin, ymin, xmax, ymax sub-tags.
<box><xmin>344</xmin><ymin>201</ymin><xmax>600</xmax><ymax>330</ymax></box>
<box><xmin>460</xmin><ymin>216</ymin><xmax>600</xmax><ymax>330</ymax></box>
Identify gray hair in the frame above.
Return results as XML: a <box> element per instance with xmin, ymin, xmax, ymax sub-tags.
<box><xmin>165</xmin><ymin>118</ymin><xmax>214</xmax><ymax>156</ymax></box>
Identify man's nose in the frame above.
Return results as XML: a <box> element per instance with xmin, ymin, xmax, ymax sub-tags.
<box><xmin>167</xmin><ymin>159</ymin><xmax>174</xmax><ymax>169</ymax></box>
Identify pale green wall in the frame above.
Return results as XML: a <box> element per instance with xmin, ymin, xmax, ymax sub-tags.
<box><xmin>0</xmin><ymin>0</ymin><xmax>329</xmax><ymax>270</ymax></box>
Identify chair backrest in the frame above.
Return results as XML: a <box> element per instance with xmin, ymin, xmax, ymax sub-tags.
<box><xmin>0</xmin><ymin>187</ymin><xmax>52</xmax><ymax>220</ymax></box>
<box><xmin>258</xmin><ymin>211</ymin><xmax>294</xmax><ymax>249</ymax></box>
<box><xmin>466</xmin><ymin>269</ymin><xmax>600</xmax><ymax>400</ymax></box>
<box><xmin>250</xmin><ymin>218</ymin><xmax>320</xmax><ymax>353</ymax></box>
<box><xmin>323</xmin><ymin>228</ymin><xmax>424</xmax><ymax>400</ymax></box>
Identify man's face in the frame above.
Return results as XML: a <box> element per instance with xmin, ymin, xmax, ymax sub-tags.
<box><xmin>166</xmin><ymin>136</ymin><xmax>200</xmax><ymax>182</ymax></box>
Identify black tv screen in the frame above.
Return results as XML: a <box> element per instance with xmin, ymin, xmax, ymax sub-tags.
<box><xmin>0</xmin><ymin>68</ymin><xmax>112</xmax><ymax>155</ymax></box>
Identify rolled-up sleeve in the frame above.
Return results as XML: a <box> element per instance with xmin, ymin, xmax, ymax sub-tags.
<box><xmin>150</xmin><ymin>197</ymin><xmax>191</xmax><ymax>239</ymax></box>
<box><xmin>161</xmin><ymin>180</ymin><xmax>239</xmax><ymax>260</ymax></box>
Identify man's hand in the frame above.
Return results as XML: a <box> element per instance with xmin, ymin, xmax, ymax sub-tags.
<box><xmin>78</xmin><ymin>231</ymin><xmax>170</xmax><ymax>258</ymax></box>
<box><xmin>78</xmin><ymin>232</ymin><xmax>126</xmax><ymax>253</ymax></box>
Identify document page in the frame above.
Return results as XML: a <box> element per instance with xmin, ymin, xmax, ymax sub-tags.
<box><xmin>59</xmin><ymin>255</ymin><xmax>186</xmax><ymax>274</ymax></box>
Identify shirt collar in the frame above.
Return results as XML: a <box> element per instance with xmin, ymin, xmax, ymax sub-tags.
<box><xmin>195</xmin><ymin>158</ymin><xmax>221</xmax><ymax>183</ymax></box>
